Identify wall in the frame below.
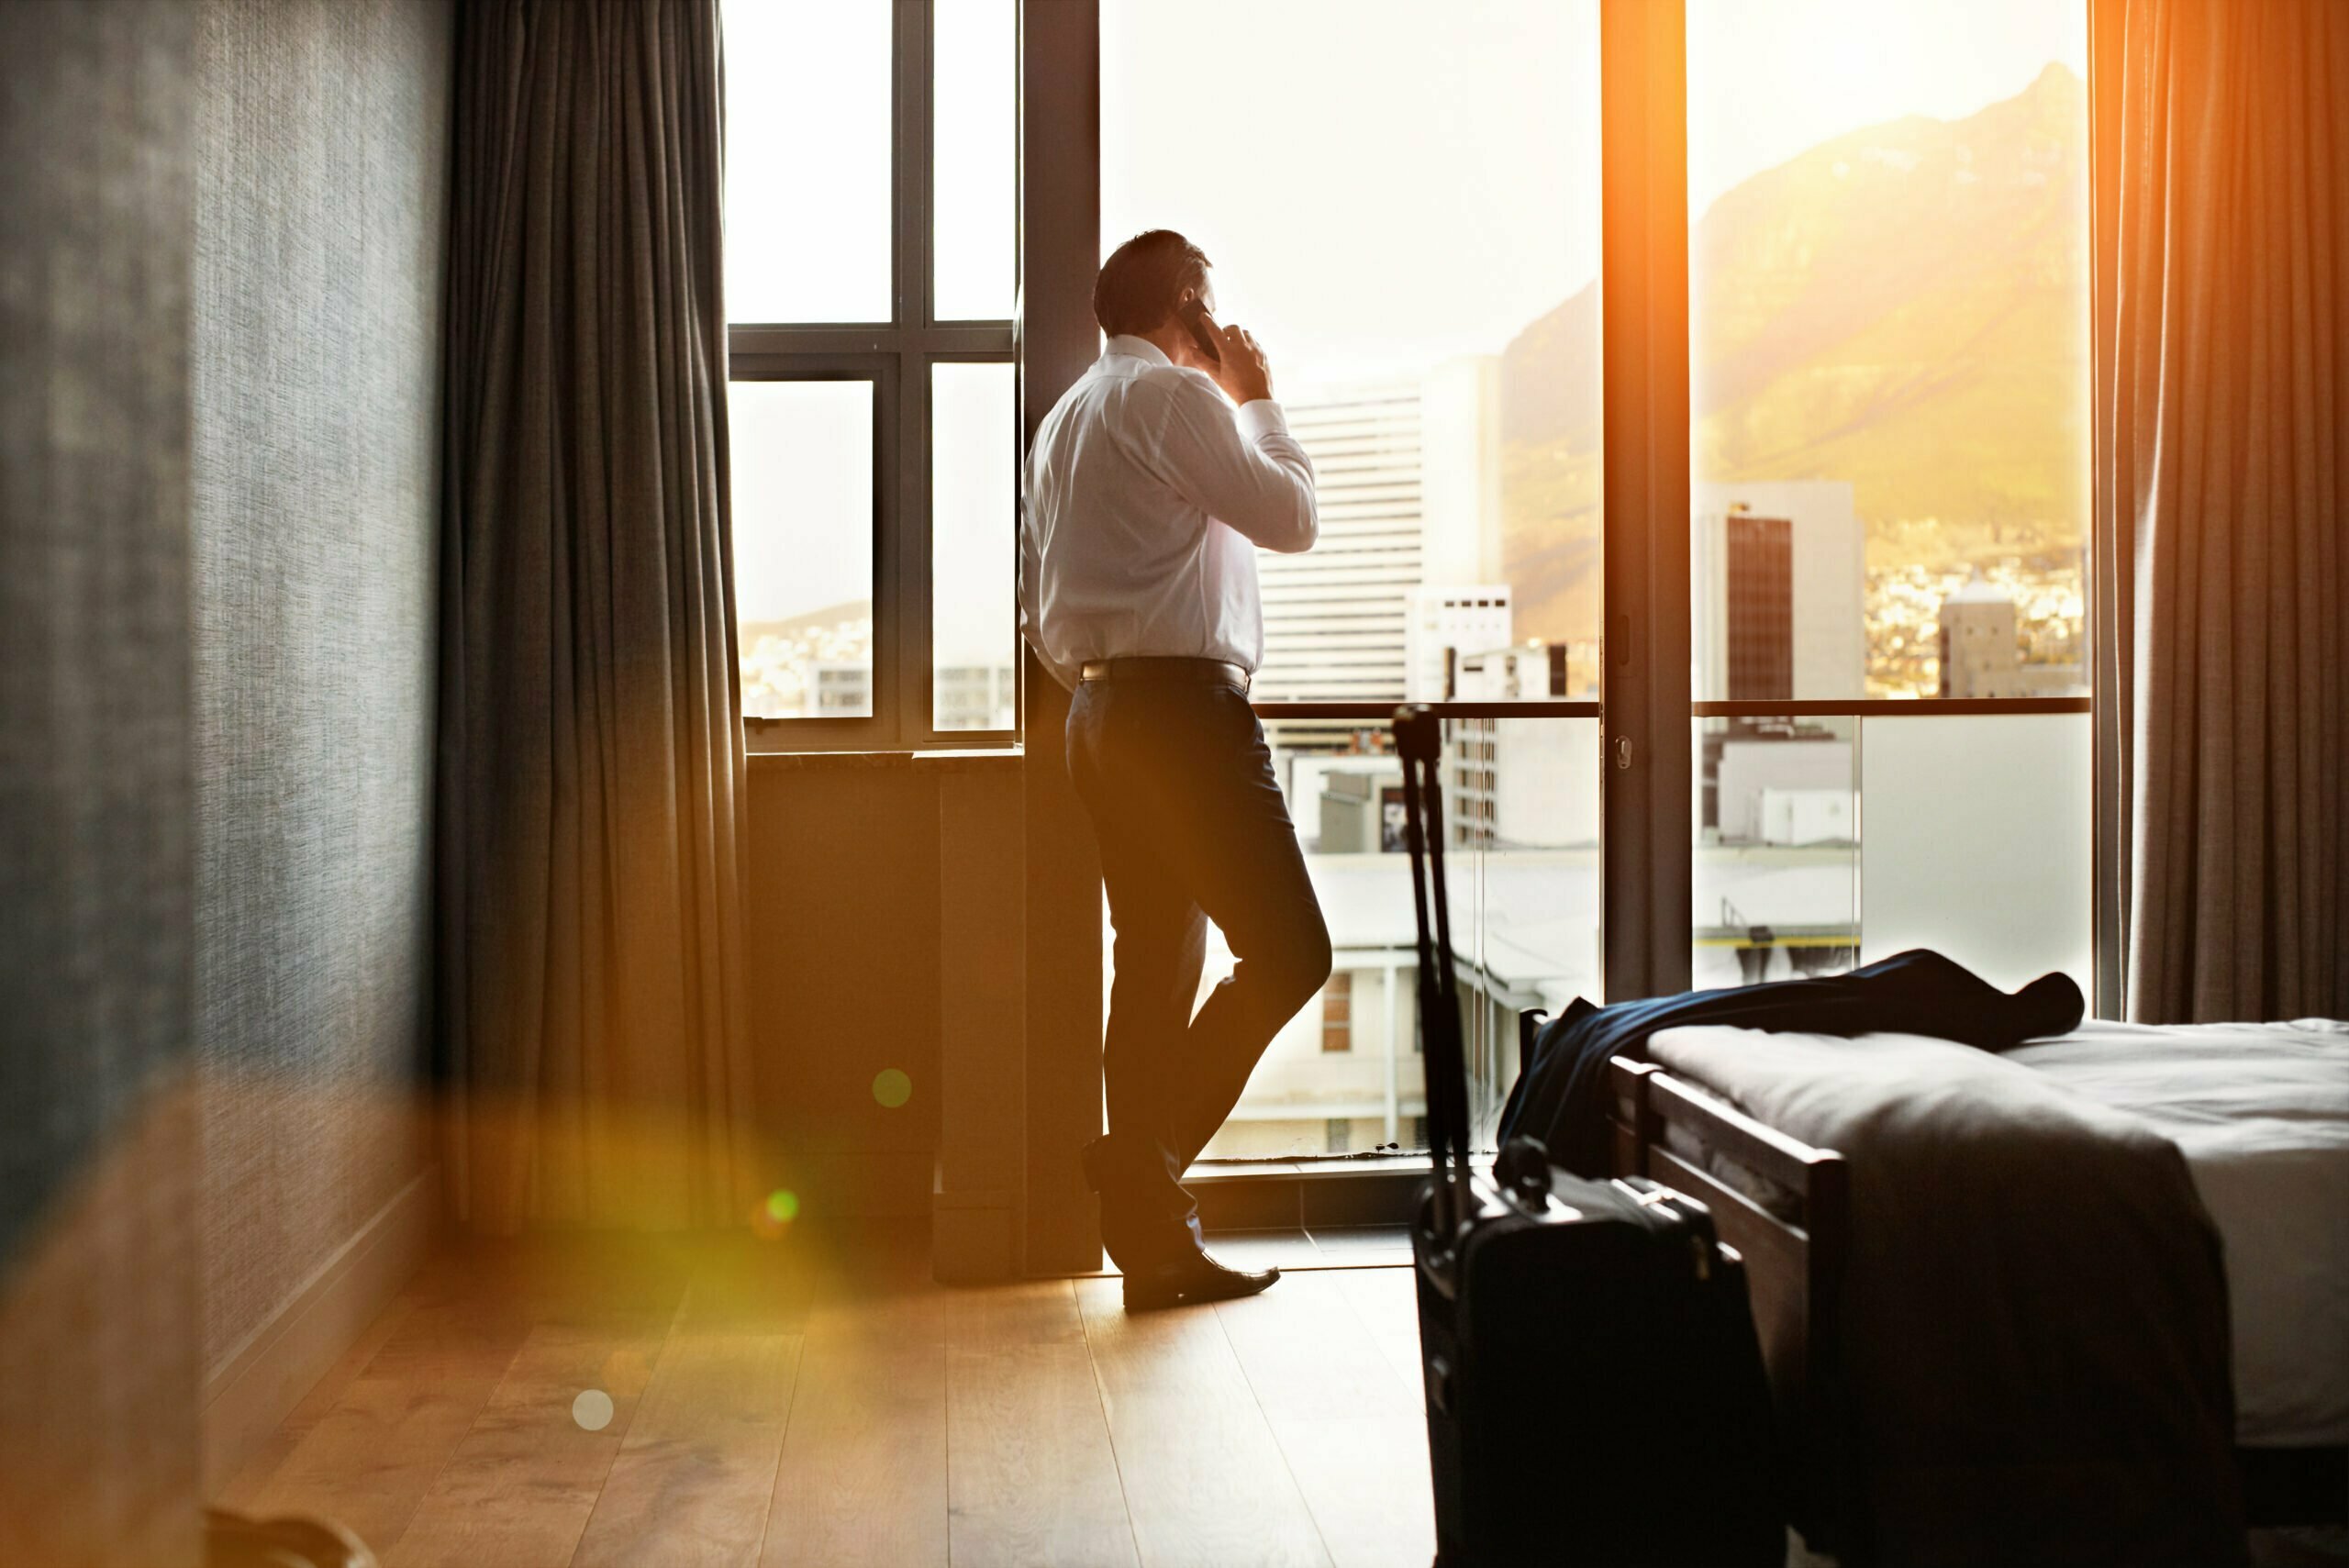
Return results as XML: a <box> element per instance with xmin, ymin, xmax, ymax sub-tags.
<box><xmin>742</xmin><ymin>751</ymin><xmax>1035</xmax><ymax>1281</ymax></box>
<box><xmin>744</xmin><ymin>757</ymin><xmax>948</xmax><ymax>1219</ymax></box>
<box><xmin>188</xmin><ymin>0</ymin><xmax>451</xmax><ymax>1429</ymax></box>
<box><xmin>0</xmin><ymin>4</ymin><xmax>204</xmax><ymax>1560</ymax></box>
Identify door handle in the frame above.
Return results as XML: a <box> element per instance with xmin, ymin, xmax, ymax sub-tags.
<box><xmin>1614</xmin><ymin>736</ymin><xmax>1633</xmax><ymax>771</ymax></box>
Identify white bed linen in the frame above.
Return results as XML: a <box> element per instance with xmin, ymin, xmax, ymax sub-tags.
<box><xmin>1648</xmin><ymin>1017</ymin><xmax>2349</xmax><ymax>1448</ymax></box>
<box><xmin>2006</xmin><ymin>1018</ymin><xmax>2349</xmax><ymax>1449</ymax></box>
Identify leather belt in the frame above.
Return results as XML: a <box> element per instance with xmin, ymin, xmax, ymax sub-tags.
<box><xmin>1079</xmin><ymin>656</ymin><xmax>1251</xmax><ymax>694</ymax></box>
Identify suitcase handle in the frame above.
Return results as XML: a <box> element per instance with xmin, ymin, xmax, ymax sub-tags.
<box><xmin>1395</xmin><ymin>705</ymin><xmax>1473</xmax><ymax>1238</ymax></box>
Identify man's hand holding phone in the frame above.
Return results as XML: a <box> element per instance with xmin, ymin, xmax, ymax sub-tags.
<box><xmin>1177</xmin><ymin>294</ymin><xmax>1273</xmax><ymax>406</ymax></box>
<box><xmin>1207</xmin><ymin>322</ymin><xmax>1272</xmax><ymax>406</ymax></box>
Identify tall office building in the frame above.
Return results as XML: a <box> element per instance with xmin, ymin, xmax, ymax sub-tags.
<box><xmin>1690</xmin><ymin>482</ymin><xmax>1865</xmax><ymax>701</ymax></box>
<box><xmin>1255</xmin><ymin>358</ymin><xmax>1505</xmax><ymax>703</ymax></box>
<box><xmin>1723</xmin><ymin>512</ymin><xmax>1794</xmax><ymax>698</ymax></box>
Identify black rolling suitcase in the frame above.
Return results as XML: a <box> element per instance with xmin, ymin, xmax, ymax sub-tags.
<box><xmin>1394</xmin><ymin>706</ymin><xmax>1782</xmax><ymax>1568</ymax></box>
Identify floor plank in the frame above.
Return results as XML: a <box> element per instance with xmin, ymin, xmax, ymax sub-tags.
<box><xmin>241</xmin><ymin>1291</ymin><xmax>539</xmax><ymax>1556</ymax></box>
<box><xmin>228</xmin><ymin>1243</ymin><xmax>1435</xmax><ymax>1568</ymax></box>
<box><xmin>943</xmin><ymin>1281</ymin><xmax>1138</xmax><ymax>1568</ymax></box>
<box><xmin>760</xmin><ymin>1283</ymin><xmax>949</xmax><ymax>1568</ymax></box>
<box><xmin>1331</xmin><ymin>1267</ymin><xmax>1426</xmax><ymax>1411</ymax></box>
<box><xmin>215</xmin><ymin>1281</ymin><xmax>423</xmax><ymax>1512</ymax></box>
<box><xmin>1216</xmin><ymin>1273</ymin><xmax>1434</xmax><ymax>1568</ymax></box>
<box><xmin>1074</xmin><ymin>1276</ymin><xmax>1332</xmax><ymax>1568</ymax></box>
<box><xmin>383</xmin><ymin>1299</ymin><xmax>675</xmax><ymax>1568</ymax></box>
<box><xmin>571</xmin><ymin>1325</ymin><xmax>802</xmax><ymax>1568</ymax></box>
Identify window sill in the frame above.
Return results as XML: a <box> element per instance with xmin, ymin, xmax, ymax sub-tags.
<box><xmin>1182</xmin><ymin>1151</ymin><xmax>1486</xmax><ymax>1231</ymax></box>
<box><xmin>747</xmin><ymin>746</ymin><xmax>1024</xmax><ymax>773</ymax></box>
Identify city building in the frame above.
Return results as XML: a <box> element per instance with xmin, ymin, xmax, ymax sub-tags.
<box><xmin>1447</xmin><ymin>641</ymin><xmax>1600</xmax><ymax>850</ymax></box>
<box><xmin>1691</xmin><ymin>482</ymin><xmax>1866</xmax><ymax>701</ymax></box>
<box><xmin>1938</xmin><ymin>569</ymin><xmax>2087</xmax><ymax>697</ymax></box>
<box><xmin>1405</xmin><ymin>584</ymin><xmax>1513</xmax><ymax>701</ymax></box>
<box><xmin>810</xmin><ymin>661</ymin><xmax>871</xmax><ymax>717</ymax></box>
<box><xmin>1714</xmin><ymin>728</ymin><xmax>1854</xmax><ymax>844</ymax></box>
<box><xmin>1255</xmin><ymin>358</ymin><xmax>1506</xmax><ymax>703</ymax></box>
<box><xmin>933</xmin><ymin>662</ymin><xmax>1017</xmax><ymax>730</ymax></box>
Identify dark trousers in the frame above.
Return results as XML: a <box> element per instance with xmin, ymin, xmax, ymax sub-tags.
<box><xmin>1065</xmin><ymin>673</ymin><xmax>1332</xmax><ymax>1260</ymax></box>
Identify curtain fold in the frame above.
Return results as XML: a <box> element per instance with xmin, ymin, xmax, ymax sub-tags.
<box><xmin>2106</xmin><ymin>0</ymin><xmax>2349</xmax><ymax>1022</ymax></box>
<box><xmin>438</xmin><ymin>0</ymin><xmax>752</xmax><ymax>1229</ymax></box>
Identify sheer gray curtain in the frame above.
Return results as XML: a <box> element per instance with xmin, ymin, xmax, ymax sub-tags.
<box><xmin>2103</xmin><ymin>0</ymin><xmax>2349</xmax><ymax>1023</ymax></box>
<box><xmin>438</xmin><ymin>0</ymin><xmax>754</xmax><ymax>1229</ymax></box>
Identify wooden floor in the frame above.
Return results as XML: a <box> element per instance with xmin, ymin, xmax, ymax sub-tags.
<box><xmin>217</xmin><ymin>1228</ymin><xmax>1436</xmax><ymax>1568</ymax></box>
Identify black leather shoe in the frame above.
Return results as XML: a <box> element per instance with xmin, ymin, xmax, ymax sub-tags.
<box><xmin>1120</xmin><ymin>1250</ymin><xmax>1279</xmax><ymax>1311</ymax></box>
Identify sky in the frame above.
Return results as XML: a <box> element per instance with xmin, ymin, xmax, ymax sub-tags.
<box><xmin>721</xmin><ymin>0</ymin><xmax>2087</xmax><ymax>627</ymax></box>
<box><xmin>1105</xmin><ymin>0</ymin><xmax>2086</xmax><ymax>383</ymax></box>
<box><xmin>1687</xmin><ymin>0</ymin><xmax>2087</xmax><ymax>217</ymax></box>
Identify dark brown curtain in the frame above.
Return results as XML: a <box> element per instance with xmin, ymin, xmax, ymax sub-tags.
<box><xmin>2104</xmin><ymin>0</ymin><xmax>2349</xmax><ymax>1022</ymax></box>
<box><xmin>438</xmin><ymin>0</ymin><xmax>754</xmax><ymax>1229</ymax></box>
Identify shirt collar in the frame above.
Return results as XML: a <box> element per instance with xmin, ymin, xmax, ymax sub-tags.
<box><xmin>1104</xmin><ymin>333</ymin><xmax>1172</xmax><ymax>369</ymax></box>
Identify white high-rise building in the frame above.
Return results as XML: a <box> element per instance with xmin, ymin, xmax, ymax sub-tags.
<box><xmin>1255</xmin><ymin>357</ymin><xmax>1505</xmax><ymax>703</ymax></box>
<box><xmin>1689</xmin><ymin>481</ymin><xmax>1865</xmax><ymax>701</ymax></box>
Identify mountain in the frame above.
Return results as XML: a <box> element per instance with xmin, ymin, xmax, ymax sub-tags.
<box><xmin>1500</xmin><ymin>63</ymin><xmax>2088</xmax><ymax>644</ymax></box>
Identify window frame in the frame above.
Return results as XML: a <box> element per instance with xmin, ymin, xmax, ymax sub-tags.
<box><xmin>728</xmin><ymin>0</ymin><xmax>1020</xmax><ymax>752</ymax></box>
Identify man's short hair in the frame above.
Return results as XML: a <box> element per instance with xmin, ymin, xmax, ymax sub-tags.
<box><xmin>1093</xmin><ymin>229</ymin><xmax>1211</xmax><ymax>339</ymax></box>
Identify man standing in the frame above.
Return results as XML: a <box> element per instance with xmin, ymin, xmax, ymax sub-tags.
<box><xmin>1021</xmin><ymin>230</ymin><xmax>1331</xmax><ymax>1308</ymax></box>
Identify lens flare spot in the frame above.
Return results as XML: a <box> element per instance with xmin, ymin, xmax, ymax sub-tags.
<box><xmin>750</xmin><ymin>1188</ymin><xmax>796</xmax><ymax>1240</ymax></box>
<box><xmin>873</xmin><ymin>1068</ymin><xmax>913</xmax><ymax>1109</ymax></box>
<box><xmin>572</xmin><ymin>1388</ymin><xmax>615</xmax><ymax>1431</ymax></box>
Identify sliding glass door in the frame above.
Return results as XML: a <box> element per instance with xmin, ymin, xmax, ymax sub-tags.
<box><xmin>1100</xmin><ymin>0</ymin><xmax>1606</xmax><ymax>1157</ymax></box>
<box><xmin>1067</xmin><ymin>0</ymin><xmax>2098</xmax><ymax>1162</ymax></box>
<box><xmin>1683</xmin><ymin>0</ymin><xmax>2093</xmax><ymax>995</ymax></box>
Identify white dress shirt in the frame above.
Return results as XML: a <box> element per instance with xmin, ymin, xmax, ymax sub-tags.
<box><xmin>1019</xmin><ymin>334</ymin><xmax>1318</xmax><ymax>688</ymax></box>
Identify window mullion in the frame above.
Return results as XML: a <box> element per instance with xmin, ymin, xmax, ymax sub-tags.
<box><xmin>1598</xmin><ymin>0</ymin><xmax>1694</xmax><ymax>1004</ymax></box>
<box><xmin>892</xmin><ymin>0</ymin><xmax>935</xmax><ymax>745</ymax></box>
<box><xmin>900</xmin><ymin>347</ymin><xmax>935</xmax><ymax>746</ymax></box>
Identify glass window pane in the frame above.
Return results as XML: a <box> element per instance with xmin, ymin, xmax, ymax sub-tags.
<box><xmin>1690</xmin><ymin>712</ymin><xmax>2090</xmax><ymax>995</ymax></box>
<box><xmin>1686</xmin><ymin>0</ymin><xmax>2090</xmax><ymax>700</ymax></box>
<box><xmin>931</xmin><ymin>361</ymin><xmax>1017</xmax><ymax>730</ymax></box>
<box><xmin>1453</xmin><ymin>717</ymin><xmax>1604</xmax><ymax>1148</ymax></box>
<box><xmin>933</xmin><ymin>0</ymin><xmax>1016</xmax><ymax>320</ymax></box>
<box><xmin>1103</xmin><ymin>6</ymin><xmax>1604</xmax><ymax>1156</ymax></box>
<box><xmin>1116</xmin><ymin>715</ymin><xmax>1596</xmax><ymax>1162</ymax></box>
<box><xmin>1858</xmin><ymin>713</ymin><xmax>2089</xmax><ymax>994</ymax></box>
<box><xmin>1186</xmin><ymin>717</ymin><xmax>1420</xmax><ymax>1161</ymax></box>
<box><xmin>1103</xmin><ymin>0</ymin><xmax>1603</xmax><ymax>704</ymax></box>
<box><xmin>1693</xmin><ymin>716</ymin><xmax>1861</xmax><ymax>988</ymax></box>
<box><xmin>722</xmin><ymin>0</ymin><xmax>892</xmax><ymax>323</ymax></box>
<box><xmin>729</xmin><ymin>381</ymin><xmax>874</xmax><ymax>718</ymax></box>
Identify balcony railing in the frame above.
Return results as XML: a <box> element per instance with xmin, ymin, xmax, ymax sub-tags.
<box><xmin>1176</xmin><ymin>695</ymin><xmax>2089</xmax><ymax>1163</ymax></box>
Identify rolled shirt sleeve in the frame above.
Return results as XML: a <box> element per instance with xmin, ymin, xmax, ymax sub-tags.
<box><xmin>1152</xmin><ymin>375</ymin><xmax>1319</xmax><ymax>555</ymax></box>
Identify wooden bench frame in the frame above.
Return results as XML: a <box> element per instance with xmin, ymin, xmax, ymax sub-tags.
<box><xmin>1600</xmin><ymin>1050</ymin><xmax>1863</xmax><ymax>1557</ymax></box>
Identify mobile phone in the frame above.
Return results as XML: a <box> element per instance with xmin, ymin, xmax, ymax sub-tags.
<box><xmin>1178</xmin><ymin>295</ymin><xmax>1221</xmax><ymax>364</ymax></box>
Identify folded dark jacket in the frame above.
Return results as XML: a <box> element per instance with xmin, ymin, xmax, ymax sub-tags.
<box><xmin>1496</xmin><ymin>948</ymin><xmax>2085</xmax><ymax>1174</ymax></box>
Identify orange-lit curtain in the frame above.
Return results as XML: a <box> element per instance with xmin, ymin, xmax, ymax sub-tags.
<box><xmin>2104</xmin><ymin>0</ymin><xmax>2349</xmax><ymax>1022</ymax></box>
<box><xmin>437</xmin><ymin>0</ymin><xmax>755</xmax><ymax>1229</ymax></box>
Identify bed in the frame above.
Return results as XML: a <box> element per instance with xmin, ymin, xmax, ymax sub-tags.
<box><xmin>1559</xmin><ymin>1009</ymin><xmax>2349</xmax><ymax>1564</ymax></box>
